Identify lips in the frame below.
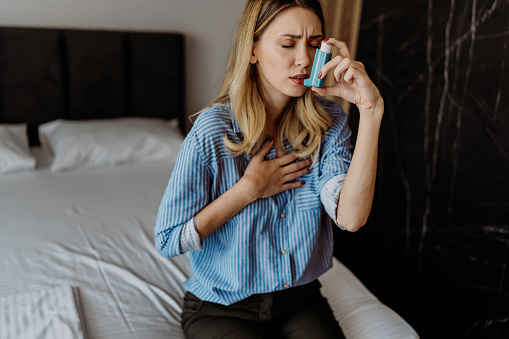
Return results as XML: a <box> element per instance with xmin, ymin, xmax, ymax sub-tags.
<box><xmin>290</xmin><ymin>74</ymin><xmax>309</xmax><ymax>86</ymax></box>
<box><xmin>291</xmin><ymin>74</ymin><xmax>310</xmax><ymax>80</ymax></box>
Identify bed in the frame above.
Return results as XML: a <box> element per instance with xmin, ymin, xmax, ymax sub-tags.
<box><xmin>0</xmin><ymin>26</ymin><xmax>418</xmax><ymax>339</ymax></box>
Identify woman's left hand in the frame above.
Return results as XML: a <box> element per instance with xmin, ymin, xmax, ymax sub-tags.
<box><xmin>311</xmin><ymin>38</ymin><xmax>383</xmax><ymax>114</ymax></box>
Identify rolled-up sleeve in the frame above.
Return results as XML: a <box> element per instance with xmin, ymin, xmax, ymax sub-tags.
<box><xmin>155</xmin><ymin>132</ymin><xmax>210</xmax><ymax>258</ymax></box>
<box><xmin>179</xmin><ymin>217</ymin><xmax>203</xmax><ymax>252</ymax></box>
<box><xmin>320</xmin><ymin>174</ymin><xmax>347</xmax><ymax>229</ymax></box>
<box><xmin>317</xmin><ymin>102</ymin><xmax>353</xmax><ymax>228</ymax></box>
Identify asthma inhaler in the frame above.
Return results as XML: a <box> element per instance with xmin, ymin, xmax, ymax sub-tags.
<box><xmin>304</xmin><ymin>42</ymin><xmax>332</xmax><ymax>88</ymax></box>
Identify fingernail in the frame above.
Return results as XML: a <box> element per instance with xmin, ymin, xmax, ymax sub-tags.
<box><xmin>334</xmin><ymin>76</ymin><xmax>338</xmax><ymax>82</ymax></box>
<box><xmin>318</xmin><ymin>71</ymin><xmax>322</xmax><ymax>79</ymax></box>
<box><xmin>308</xmin><ymin>167</ymin><xmax>312</xmax><ymax>172</ymax></box>
<box><xmin>322</xmin><ymin>39</ymin><xmax>329</xmax><ymax>42</ymax></box>
<box><xmin>301</xmin><ymin>181</ymin><xmax>306</xmax><ymax>186</ymax></box>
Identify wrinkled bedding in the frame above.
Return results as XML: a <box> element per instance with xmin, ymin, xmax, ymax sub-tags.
<box><xmin>0</xmin><ymin>149</ymin><xmax>418</xmax><ymax>338</ymax></box>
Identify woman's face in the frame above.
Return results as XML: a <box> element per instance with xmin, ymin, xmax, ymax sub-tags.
<box><xmin>250</xmin><ymin>7</ymin><xmax>323</xmax><ymax>110</ymax></box>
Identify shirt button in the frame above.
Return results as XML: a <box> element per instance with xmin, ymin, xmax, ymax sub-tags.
<box><xmin>280</xmin><ymin>213</ymin><xmax>286</xmax><ymax>218</ymax></box>
<box><xmin>281</xmin><ymin>249</ymin><xmax>287</xmax><ymax>255</ymax></box>
<box><xmin>284</xmin><ymin>283</ymin><xmax>290</xmax><ymax>288</ymax></box>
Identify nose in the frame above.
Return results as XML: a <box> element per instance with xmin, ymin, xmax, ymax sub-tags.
<box><xmin>295</xmin><ymin>45</ymin><xmax>311</xmax><ymax>69</ymax></box>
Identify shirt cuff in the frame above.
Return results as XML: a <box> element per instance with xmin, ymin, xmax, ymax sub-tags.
<box><xmin>320</xmin><ymin>174</ymin><xmax>347</xmax><ymax>230</ymax></box>
<box><xmin>179</xmin><ymin>217</ymin><xmax>203</xmax><ymax>253</ymax></box>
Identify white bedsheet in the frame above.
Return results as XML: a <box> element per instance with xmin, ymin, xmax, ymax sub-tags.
<box><xmin>0</xmin><ymin>150</ymin><xmax>418</xmax><ymax>338</ymax></box>
<box><xmin>0</xmin><ymin>286</ymin><xmax>86</xmax><ymax>339</ymax></box>
<box><xmin>0</xmin><ymin>155</ymin><xmax>191</xmax><ymax>338</ymax></box>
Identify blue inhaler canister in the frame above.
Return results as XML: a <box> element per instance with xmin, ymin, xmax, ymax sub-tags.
<box><xmin>304</xmin><ymin>42</ymin><xmax>332</xmax><ymax>88</ymax></box>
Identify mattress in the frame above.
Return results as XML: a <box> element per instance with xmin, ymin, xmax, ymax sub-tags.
<box><xmin>0</xmin><ymin>148</ymin><xmax>418</xmax><ymax>338</ymax></box>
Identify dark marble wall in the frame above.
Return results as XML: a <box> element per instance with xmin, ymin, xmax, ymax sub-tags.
<box><xmin>334</xmin><ymin>0</ymin><xmax>509</xmax><ymax>338</ymax></box>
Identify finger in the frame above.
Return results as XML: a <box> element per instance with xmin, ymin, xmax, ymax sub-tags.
<box><xmin>342</xmin><ymin>67</ymin><xmax>358</xmax><ymax>85</ymax></box>
<box><xmin>281</xmin><ymin>181</ymin><xmax>306</xmax><ymax>191</ymax></box>
<box><xmin>333</xmin><ymin>59</ymin><xmax>364</xmax><ymax>85</ymax></box>
<box><xmin>318</xmin><ymin>55</ymin><xmax>360</xmax><ymax>83</ymax></box>
<box><xmin>317</xmin><ymin>54</ymin><xmax>344</xmax><ymax>80</ymax></box>
<box><xmin>323</xmin><ymin>38</ymin><xmax>352</xmax><ymax>59</ymax></box>
<box><xmin>253</xmin><ymin>138</ymin><xmax>274</xmax><ymax>160</ymax></box>
<box><xmin>317</xmin><ymin>39</ymin><xmax>358</xmax><ymax>82</ymax></box>
<box><xmin>344</xmin><ymin>66</ymin><xmax>373</xmax><ymax>88</ymax></box>
<box><xmin>275</xmin><ymin>141</ymin><xmax>285</xmax><ymax>158</ymax></box>
<box><xmin>283</xmin><ymin>165</ymin><xmax>312</xmax><ymax>182</ymax></box>
<box><xmin>282</xmin><ymin>159</ymin><xmax>312</xmax><ymax>175</ymax></box>
<box><xmin>276</xmin><ymin>152</ymin><xmax>299</xmax><ymax>166</ymax></box>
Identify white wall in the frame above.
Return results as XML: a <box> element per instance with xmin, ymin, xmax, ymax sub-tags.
<box><xmin>0</xmin><ymin>0</ymin><xmax>245</xmax><ymax>126</ymax></box>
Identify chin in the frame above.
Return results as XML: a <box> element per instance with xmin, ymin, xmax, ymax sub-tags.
<box><xmin>286</xmin><ymin>87</ymin><xmax>308</xmax><ymax>98</ymax></box>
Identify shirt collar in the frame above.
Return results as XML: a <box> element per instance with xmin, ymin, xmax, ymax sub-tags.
<box><xmin>225</xmin><ymin>100</ymin><xmax>297</xmax><ymax>159</ymax></box>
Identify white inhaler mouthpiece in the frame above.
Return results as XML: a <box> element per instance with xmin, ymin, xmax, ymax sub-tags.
<box><xmin>320</xmin><ymin>42</ymin><xmax>332</xmax><ymax>54</ymax></box>
<box><xmin>304</xmin><ymin>42</ymin><xmax>332</xmax><ymax>88</ymax></box>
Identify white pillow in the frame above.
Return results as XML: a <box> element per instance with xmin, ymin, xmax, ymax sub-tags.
<box><xmin>39</xmin><ymin>117</ymin><xmax>184</xmax><ymax>172</ymax></box>
<box><xmin>0</xmin><ymin>124</ymin><xmax>36</xmax><ymax>175</ymax></box>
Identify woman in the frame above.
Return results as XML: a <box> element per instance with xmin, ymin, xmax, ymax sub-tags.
<box><xmin>155</xmin><ymin>0</ymin><xmax>383</xmax><ymax>337</ymax></box>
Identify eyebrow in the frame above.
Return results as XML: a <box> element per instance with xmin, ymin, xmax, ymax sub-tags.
<box><xmin>279</xmin><ymin>34</ymin><xmax>323</xmax><ymax>39</ymax></box>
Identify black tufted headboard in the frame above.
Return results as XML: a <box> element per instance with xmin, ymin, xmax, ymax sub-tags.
<box><xmin>0</xmin><ymin>27</ymin><xmax>185</xmax><ymax>145</ymax></box>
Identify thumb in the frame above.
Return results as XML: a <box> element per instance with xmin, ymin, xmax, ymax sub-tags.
<box><xmin>312</xmin><ymin>84</ymin><xmax>352</xmax><ymax>102</ymax></box>
<box><xmin>311</xmin><ymin>87</ymin><xmax>330</xmax><ymax>97</ymax></box>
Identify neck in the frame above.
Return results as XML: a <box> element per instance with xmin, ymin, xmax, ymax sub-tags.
<box><xmin>262</xmin><ymin>95</ymin><xmax>291</xmax><ymax>138</ymax></box>
<box><xmin>265</xmin><ymin>102</ymin><xmax>286</xmax><ymax>137</ymax></box>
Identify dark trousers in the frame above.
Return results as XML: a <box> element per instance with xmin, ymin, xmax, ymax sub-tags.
<box><xmin>181</xmin><ymin>280</ymin><xmax>345</xmax><ymax>339</ymax></box>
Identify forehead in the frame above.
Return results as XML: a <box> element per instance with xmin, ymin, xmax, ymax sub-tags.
<box><xmin>264</xmin><ymin>7</ymin><xmax>322</xmax><ymax>36</ymax></box>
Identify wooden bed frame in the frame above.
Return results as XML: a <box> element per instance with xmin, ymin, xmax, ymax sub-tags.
<box><xmin>0</xmin><ymin>27</ymin><xmax>185</xmax><ymax>145</ymax></box>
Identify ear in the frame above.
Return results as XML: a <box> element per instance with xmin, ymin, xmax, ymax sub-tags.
<box><xmin>249</xmin><ymin>42</ymin><xmax>258</xmax><ymax>64</ymax></box>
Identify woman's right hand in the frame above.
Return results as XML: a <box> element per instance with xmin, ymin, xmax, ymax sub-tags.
<box><xmin>194</xmin><ymin>138</ymin><xmax>311</xmax><ymax>240</ymax></box>
<box><xmin>240</xmin><ymin>138</ymin><xmax>312</xmax><ymax>201</ymax></box>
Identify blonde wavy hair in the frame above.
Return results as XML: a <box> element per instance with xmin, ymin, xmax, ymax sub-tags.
<box><xmin>209</xmin><ymin>0</ymin><xmax>331</xmax><ymax>159</ymax></box>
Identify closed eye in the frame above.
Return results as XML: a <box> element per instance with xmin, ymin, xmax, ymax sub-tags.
<box><xmin>283</xmin><ymin>44</ymin><xmax>319</xmax><ymax>49</ymax></box>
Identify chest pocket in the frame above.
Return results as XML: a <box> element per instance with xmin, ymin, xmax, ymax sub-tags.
<box><xmin>293</xmin><ymin>172</ymin><xmax>321</xmax><ymax>212</ymax></box>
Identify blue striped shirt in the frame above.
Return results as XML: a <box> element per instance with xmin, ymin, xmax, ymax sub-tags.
<box><xmin>155</xmin><ymin>98</ymin><xmax>352</xmax><ymax>305</ymax></box>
